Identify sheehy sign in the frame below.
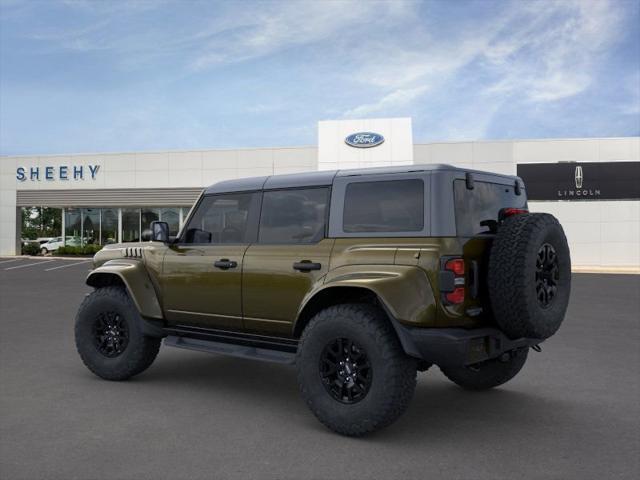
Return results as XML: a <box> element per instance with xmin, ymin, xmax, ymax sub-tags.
<box><xmin>16</xmin><ymin>164</ymin><xmax>100</xmax><ymax>182</ymax></box>
<box><xmin>517</xmin><ymin>162</ymin><xmax>640</xmax><ymax>201</ymax></box>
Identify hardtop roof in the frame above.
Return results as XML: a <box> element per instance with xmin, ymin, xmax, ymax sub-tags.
<box><xmin>204</xmin><ymin>163</ymin><xmax>518</xmax><ymax>194</ymax></box>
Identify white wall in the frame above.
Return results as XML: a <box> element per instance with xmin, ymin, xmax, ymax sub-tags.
<box><xmin>2</xmin><ymin>135</ymin><xmax>639</xmax><ymax>268</ymax></box>
<box><xmin>0</xmin><ymin>159</ymin><xmax>17</xmax><ymax>256</ymax></box>
<box><xmin>318</xmin><ymin>117</ymin><xmax>413</xmax><ymax>170</ymax></box>
<box><xmin>5</xmin><ymin>147</ymin><xmax>318</xmax><ymax>193</ymax></box>
<box><xmin>414</xmin><ymin>137</ymin><xmax>640</xmax><ymax>270</ymax></box>
<box><xmin>514</xmin><ymin>138</ymin><xmax>640</xmax><ymax>270</ymax></box>
<box><xmin>0</xmin><ymin>147</ymin><xmax>317</xmax><ymax>255</ymax></box>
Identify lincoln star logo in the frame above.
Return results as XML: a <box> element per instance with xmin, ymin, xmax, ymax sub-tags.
<box><xmin>575</xmin><ymin>166</ymin><xmax>583</xmax><ymax>188</ymax></box>
<box><xmin>345</xmin><ymin>132</ymin><xmax>385</xmax><ymax>148</ymax></box>
<box><xmin>558</xmin><ymin>164</ymin><xmax>600</xmax><ymax>198</ymax></box>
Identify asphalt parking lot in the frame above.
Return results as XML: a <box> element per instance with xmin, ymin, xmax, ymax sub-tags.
<box><xmin>0</xmin><ymin>257</ymin><xmax>638</xmax><ymax>480</ymax></box>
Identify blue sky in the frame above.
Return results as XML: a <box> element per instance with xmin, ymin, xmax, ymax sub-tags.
<box><xmin>1</xmin><ymin>0</ymin><xmax>639</xmax><ymax>155</ymax></box>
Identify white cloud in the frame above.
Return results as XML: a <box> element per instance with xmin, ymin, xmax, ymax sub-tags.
<box><xmin>483</xmin><ymin>0</ymin><xmax>622</xmax><ymax>103</ymax></box>
<box><xmin>343</xmin><ymin>85</ymin><xmax>428</xmax><ymax>118</ymax></box>
<box><xmin>190</xmin><ymin>1</ymin><xmax>414</xmax><ymax>70</ymax></box>
<box><xmin>342</xmin><ymin>0</ymin><xmax>625</xmax><ymax>130</ymax></box>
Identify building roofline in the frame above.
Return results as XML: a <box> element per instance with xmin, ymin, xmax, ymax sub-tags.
<box><xmin>2</xmin><ymin>136</ymin><xmax>638</xmax><ymax>159</ymax></box>
<box><xmin>0</xmin><ymin>145</ymin><xmax>318</xmax><ymax>159</ymax></box>
<box><xmin>413</xmin><ymin>136</ymin><xmax>640</xmax><ymax>146</ymax></box>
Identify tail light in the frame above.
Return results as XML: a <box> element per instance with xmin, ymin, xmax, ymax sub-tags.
<box><xmin>499</xmin><ymin>207</ymin><xmax>529</xmax><ymax>221</ymax></box>
<box><xmin>440</xmin><ymin>257</ymin><xmax>465</xmax><ymax>305</ymax></box>
<box><xmin>445</xmin><ymin>287</ymin><xmax>465</xmax><ymax>304</ymax></box>
<box><xmin>445</xmin><ymin>258</ymin><xmax>465</xmax><ymax>276</ymax></box>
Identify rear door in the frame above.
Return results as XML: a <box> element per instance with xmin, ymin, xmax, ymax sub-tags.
<box><xmin>161</xmin><ymin>192</ymin><xmax>260</xmax><ymax>329</ymax></box>
<box><xmin>242</xmin><ymin>187</ymin><xmax>333</xmax><ymax>335</ymax></box>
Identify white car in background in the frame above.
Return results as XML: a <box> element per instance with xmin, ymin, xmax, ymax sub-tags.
<box><xmin>40</xmin><ymin>237</ymin><xmax>81</xmax><ymax>255</ymax></box>
<box><xmin>40</xmin><ymin>237</ymin><xmax>64</xmax><ymax>255</ymax></box>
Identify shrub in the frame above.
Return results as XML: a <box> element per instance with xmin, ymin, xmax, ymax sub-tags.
<box><xmin>22</xmin><ymin>242</ymin><xmax>41</xmax><ymax>256</ymax></box>
<box><xmin>56</xmin><ymin>244</ymin><xmax>103</xmax><ymax>256</ymax></box>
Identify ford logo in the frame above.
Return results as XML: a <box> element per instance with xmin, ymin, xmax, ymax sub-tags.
<box><xmin>345</xmin><ymin>132</ymin><xmax>385</xmax><ymax>148</ymax></box>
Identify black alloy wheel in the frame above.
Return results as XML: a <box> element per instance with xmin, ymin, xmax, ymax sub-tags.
<box><xmin>319</xmin><ymin>337</ymin><xmax>372</xmax><ymax>404</ymax></box>
<box><xmin>535</xmin><ymin>243</ymin><xmax>559</xmax><ymax>308</ymax></box>
<box><xmin>93</xmin><ymin>311</ymin><xmax>129</xmax><ymax>358</ymax></box>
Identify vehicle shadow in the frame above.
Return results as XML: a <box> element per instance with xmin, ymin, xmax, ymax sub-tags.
<box><xmin>125</xmin><ymin>350</ymin><xmax>577</xmax><ymax>443</ymax></box>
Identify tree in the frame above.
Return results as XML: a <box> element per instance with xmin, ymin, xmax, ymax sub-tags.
<box><xmin>21</xmin><ymin>207</ymin><xmax>62</xmax><ymax>239</ymax></box>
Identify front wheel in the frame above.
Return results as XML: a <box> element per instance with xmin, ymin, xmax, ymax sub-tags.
<box><xmin>75</xmin><ymin>286</ymin><xmax>161</xmax><ymax>381</ymax></box>
<box><xmin>40</xmin><ymin>247</ymin><xmax>48</xmax><ymax>255</ymax></box>
<box><xmin>296</xmin><ymin>304</ymin><xmax>417</xmax><ymax>436</ymax></box>
<box><xmin>440</xmin><ymin>348</ymin><xmax>529</xmax><ymax>391</ymax></box>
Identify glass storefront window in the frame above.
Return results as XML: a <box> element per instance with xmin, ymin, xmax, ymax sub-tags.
<box><xmin>82</xmin><ymin>208</ymin><xmax>100</xmax><ymax>245</ymax></box>
<box><xmin>101</xmin><ymin>208</ymin><xmax>118</xmax><ymax>245</ymax></box>
<box><xmin>61</xmin><ymin>206</ymin><xmax>191</xmax><ymax>245</ymax></box>
<box><xmin>160</xmin><ymin>208</ymin><xmax>180</xmax><ymax>236</ymax></box>
<box><xmin>64</xmin><ymin>208</ymin><xmax>82</xmax><ymax>246</ymax></box>
<box><xmin>122</xmin><ymin>208</ymin><xmax>140</xmax><ymax>242</ymax></box>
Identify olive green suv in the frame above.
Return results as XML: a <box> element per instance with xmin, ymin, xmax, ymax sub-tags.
<box><xmin>74</xmin><ymin>164</ymin><xmax>571</xmax><ymax>436</ymax></box>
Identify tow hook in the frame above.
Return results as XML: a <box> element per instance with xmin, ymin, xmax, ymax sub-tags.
<box><xmin>531</xmin><ymin>344</ymin><xmax>542</xmax><ymax>353</ymax></box>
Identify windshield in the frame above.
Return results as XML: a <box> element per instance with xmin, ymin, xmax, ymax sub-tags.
<box><xmin>454</xmin><ymin>179</ymin><xmax>527</xmax><ymax>236</ymax></box>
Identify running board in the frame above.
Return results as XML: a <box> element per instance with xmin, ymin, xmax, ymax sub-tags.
<box><xmin>164</xmin><ymin>336</ymin><xmax>296</xmax><ymax>364</ymax></box>
<box><xmin>163</xmin><ymin>325</ymin><xmax>298</xmax><ymax>364</ymax></box>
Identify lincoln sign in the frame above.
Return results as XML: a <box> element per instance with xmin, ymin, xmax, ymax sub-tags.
<box><xmin>517</xmin><ymin>161</ymin><xmax>640</xmax><ymax>201</ymax></box>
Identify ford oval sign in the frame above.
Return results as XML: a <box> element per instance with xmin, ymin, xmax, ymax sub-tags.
<box><xmin>345</xmin><ymin>132</ymin><xmax>385</xmax><ymax>148</ymax></box>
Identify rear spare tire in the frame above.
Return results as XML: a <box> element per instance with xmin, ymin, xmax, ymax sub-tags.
<box><xmin>488</xmin><ymin>213</ymin><xmax>571</xmax><ymax>340</ymax></box>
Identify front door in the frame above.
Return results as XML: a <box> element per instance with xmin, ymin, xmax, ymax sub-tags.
<box><xmin>242</xmin><ymin>187</ymin><xmax>332</xmax><ymax>335</ymax></box>
<box><xmin>161</xmin><ymin>192</ymin><xmax>260</xmax><ymax>330</ymax></box>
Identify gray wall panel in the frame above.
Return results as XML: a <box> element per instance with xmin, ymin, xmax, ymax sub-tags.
<box><xmin>16</xmin><ymin>188</ymin><xmax>202</xmax><ymax>207</ymax></box>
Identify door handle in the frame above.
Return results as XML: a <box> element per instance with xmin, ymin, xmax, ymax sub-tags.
<box><xmin>214</xmin><ymin>259</ymin><xmax>238</xmax><ymax>270</ymax></box>
<box><xmin>293</xmin><ymin>261</ymin><xmax>322</xmax><ymax>272</ymax></box>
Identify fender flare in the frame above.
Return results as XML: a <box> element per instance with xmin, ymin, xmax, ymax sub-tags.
<box><xmin>294</xmin><ymin>265</ymin><xmax>437</xmax><ymax>358</ymax></box>
<box><xmin>86</xmin><ymin>259</ymin><xmax>165</xmax><ymax>337</ymax></box>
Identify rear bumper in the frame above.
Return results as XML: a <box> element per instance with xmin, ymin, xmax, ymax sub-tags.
<box><xmin>394</xmin><ymin>325</ymin><xmax>541</xmax><ymax>367</ymax></box>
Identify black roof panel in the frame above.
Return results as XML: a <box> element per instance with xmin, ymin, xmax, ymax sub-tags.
<box><xmin>204</xmin><ymin>176</ymin><xmax>268</xmax><ymax>194</ymax></box>
<box><xmin>203</xmin><ymin>163</ymin><xmax>516</xmax><ymax>194</ymax></box>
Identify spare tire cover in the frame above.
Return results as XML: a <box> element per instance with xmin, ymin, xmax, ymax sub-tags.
<box><xmin>488</xmin><ymin>213</ymin><xmax>571</xmax><ymax>340</ymax></box>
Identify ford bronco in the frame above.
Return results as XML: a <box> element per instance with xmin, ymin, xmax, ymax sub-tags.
<box><xmin>75</xmin><ymin>164</ymin><xmax>571</xmax><ymax>436</ymax></box>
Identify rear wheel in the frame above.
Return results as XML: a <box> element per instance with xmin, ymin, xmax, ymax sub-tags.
<box><xmin>75</xmin><ymin>286</ymin><xmax>161</xmax><ymax>381</ymax></box>
<box><xmin>441</xmin><ymin>348</ymin><xmax>528</xmax><ymax>390</ymax></box>
<box><xmin>296</xmin><ymin>304</ymin><xmax>417</xmax><ymax>436</ymax></box>
<box><xmin>40</xmin><ymin>247</ymin><xmax>48</xmax><ymax>255</ymax></box>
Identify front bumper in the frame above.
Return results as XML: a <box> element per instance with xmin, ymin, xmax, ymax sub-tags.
<box><xmin>395</xmin><ymin>325</ymin><xmax>542</xmax><ymax>367</ymax></box>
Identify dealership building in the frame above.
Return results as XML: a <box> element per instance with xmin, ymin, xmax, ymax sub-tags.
<box><xmin>1</xmin><ymin>118</ymin><xmax>638</xmax><ymax>270</ymax></box>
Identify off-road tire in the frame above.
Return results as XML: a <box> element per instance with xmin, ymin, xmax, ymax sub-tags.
<box><xmin>75</xmin><ymin>286</ymin><xmax>161</xmax><ymax>381</ymax></box>
<box><xmin>488</xmin><ymin>213</ymin><xmax>571</xmax><ymax>340</ymax></box>
<box><xmin>440</xmin><ymin>348</ymin><xmax>528</xmax><ymax>390</ymax></box>
<box><xmin>296</xmin><ymin>303</ymin><xmax>417</xmax><ymax>437</ymax></box>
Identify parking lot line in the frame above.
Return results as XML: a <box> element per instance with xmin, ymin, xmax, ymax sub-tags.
<box><xmin>5</xmin><ymin>260</ymin><xmax>56</xmax><ymax>270</ymax></box>
<box><xmin>0</xmin><ymin>258</ymin><xmax>24</xmax><ymax>265</ymax></box>
<box><xmin>44</xmin><ymin>260</ymin><xmax>91</xmax><ymax>271</ymax></box>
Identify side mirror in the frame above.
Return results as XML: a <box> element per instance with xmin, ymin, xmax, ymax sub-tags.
<box><xmin>151</xmin><ymin>221</ymin><xmax>169</xmax><ymax>242</ymax></box>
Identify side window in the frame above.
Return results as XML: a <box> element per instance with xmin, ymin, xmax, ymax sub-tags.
<box><xmin>343</xmin><ymin>179</ymin><xmax>424</xmax><ymax>233</ymax></box>
<box><xmin>259</xmin><ymin>188</ymin><xmax>329</xmax><ymax>244</ymax></box>
<box><xmin>182</xmin><ymin>193</ymin><xmax>258</xmax><ymax>244</ymax></box>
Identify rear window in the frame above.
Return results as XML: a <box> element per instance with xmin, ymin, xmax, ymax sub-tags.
<box><xmin>343</xmin><ymin>179</ymin><xmax>424</xmax><ymax>233</ymax></box>
<box><xmin>454</xmin><ymin>180</ymin><xmax>527</xmax><ymax>235</ymax></box>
